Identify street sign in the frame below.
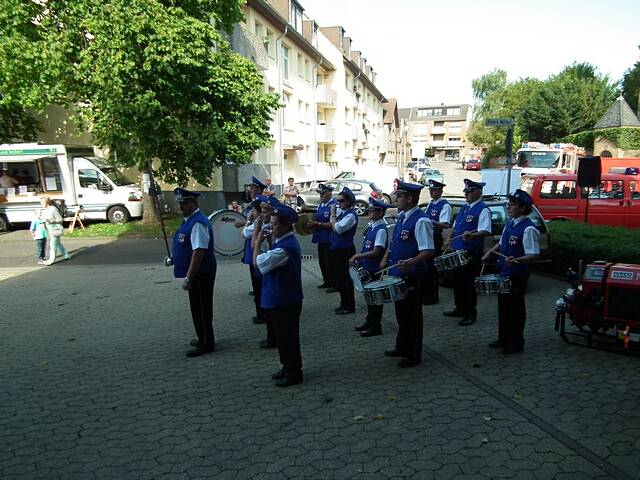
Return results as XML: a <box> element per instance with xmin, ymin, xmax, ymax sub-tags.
<box><xmin>486</xmin><ymin>118</ymin><xmax>514</xmax><ymax>127</ymax></box>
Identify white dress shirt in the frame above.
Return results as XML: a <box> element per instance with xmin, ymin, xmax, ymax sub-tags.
<box><xmin>428</xmin><ymin>198</ymin><xmax>452</xmax><ymax>224</ymax></box>
<box><xmin>500</xmin><ymin>216</ymin><xmax>540</xmax><ymax>255</ymax></box>
<box><xmin>334</xmin><ymin>209</ymin><xmax>358</xmax><ymax>234</ymax></box>
<box><xmin>467</xmin><ymin>199</ymin><xmax>492</xmax><ymax>233</ymax></box>
<box><xmin>184</xmin><ymin>209</ymin><xmax>210</xmax><ymax>250</ymax></box>
<box><xmin>399</xmin><ymin>206</ymin><xmax>435</xmax><ymax>251</ymax></box>
<box><xmin>367</xmin><ymin>219</ymin><xmax>388</xmax><ymax>248</ymax></box>
<box><xmin>256</xmin><ymin>232</ymin><xmax>294</xmax><ymax>275</ymax></box>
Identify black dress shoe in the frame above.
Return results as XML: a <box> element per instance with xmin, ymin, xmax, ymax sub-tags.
<box><xmin>190</xmin><ymin>339</ymin><xmax>200</xmax><ymax>347</ymax></box>
<box><xmin>271</xmin><ymin>368</ymin><xmax>286</xmax><ymax>380</ymax></box>
<box><xmin>252</xmin><ymin>316</ymin><xmax>266</xmax><ymax>324</ymax></box>
<box><xmin>317</xmin><ymin>283</ymin><xmax>330</xmax><ymax>289</ymax></box>
<box><xmin>185</xmin><ymin>346</ymin><xmax>213</xmax><ymax>358</ymax></box>
<box><xmin>249</xmin><ymin>291</ymin><xmax>254</xmax><ymax>296</ymax></box>
<box><xmin>361</xmin><ymin>327</ymin><xmax>382</xmax><ymax>337</ymax></box>
<box><xmin>489</xmin><ymin>340</ymin><xmax>505</xmax><ymax>348</ymax></box>
<box><xmin>459</xmin><ymin>317</ymin><xmax>477</xmax><ymax>326</ymax></box>
<box><xmin>384</xmin><ymin>349</ymin><xmax>403</xmax><ymax>357</ymax></box>
<box><xmin>275</xmin><ymin>371</ymin><xmax>303</xmax><ymax>387</ymax></box>
<box><xmin>326</xmin><ymin>287</ymin><xmax>339</xmax><ymax>293</ymax></box>
<box><xmin>335</xmin><ymin>308</ymin><xmax>355</xmax><ymax>315</ymax></box>
<box><xmin>355</xmin><ymin>322</ymin><xmax>371</xmax><ymax>331</ymax></box>
<box><xmin>422</xmin><ymin>296</ymin><xmax>439</xmax><ymax>305</ymax></box>
<box><xmin>443</xmin><ymin>309</ymin><xmax>464</xmax><ymax>317</ymax></box>
<box><xmin>397</xmin><ymin>357</ymin><xmax>421</xmax><ymax>368</ymax></box>
<box><xmin>259</xmin><ymin>339</ymin><xmax>277</xmax><ymax>349</ymax></box>
<box><xmin>502</xmin><ymin>345</ymin><xmax>524</xmax><ymax>354</ymax></box>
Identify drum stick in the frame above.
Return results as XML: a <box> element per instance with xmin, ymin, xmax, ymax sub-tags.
<box><xmin>448</xmin><ymin>229</ymin><xmax>478</xmax><ymax>242</ymax></box>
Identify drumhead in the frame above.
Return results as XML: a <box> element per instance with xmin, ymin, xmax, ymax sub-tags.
<box><xmin>208</xmin><ymin>209</ymin><xmax>246</xmax><ymax>256</ymax></box>
<box><xmin>365</xmin><ymin>277</ymin><xmax>403</xmax><ymax>289</ymax></box>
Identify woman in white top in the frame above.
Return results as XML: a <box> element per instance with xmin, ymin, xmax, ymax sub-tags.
<box><xmin>40</xmin><ymin>197</ymin><xmax>70</xmax><ymax>265</ymax></box>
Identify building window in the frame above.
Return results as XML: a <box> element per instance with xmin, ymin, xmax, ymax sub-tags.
<box><xmin>283</xmin><ymin>92</ymin><xmax>292</xmax><ymax>128</ymax></box>
<box><xmin>298</xmin><ymin>100</ymin><xmax>304</xmax><ymax>122</ymax></box>
<box><xmin>434</xmin><ymin>121</ymin><xmax>444</xmax><ymax>127</ymax></box>
<box><xmin>601</xmin><ymin>150</ymin><xmax>612</xmax><ymax>158</ymax></box>
<box><xmin>447</xmin><ymin>107</ymin><xmax>461</xmax><ymax>116</ymax></box>
<box><xmin>449</xmin><ymin>137</ymin><xmax>461</xmax><ymax>142</ymax></box>
<box><xmin>253</xmin><ymin>20</ymin><xmax>263</xmax><ymax>40</ymax></box>
<box><xmin>281</xmin><ymin>45</ymin><xmax>290</xmax><ymax>80</ymax></box>
<box><xmin>345</xmin><ymin>73</ymin><xmax>352</xmax><ymax>91</ymax></box>
<box><xmin>304</xmin><ymin>59</ymin><xmax>311</xmax><ymax>82</ymax></box>
<box><xmin>265</xmin><ymin>30</ymin><xmax>274</xmax><ymax>58</ymax></box>
<box><xmin>297</xmin><ymin>53</ymin><xmax>303</xmax><ymax>77</ymax></box>
<box><xmin>289</xmin><ymin>1</ymin><xmax>303</xmax><ymax>32</ymax></box>
<box><xmin>432</xmin><ymin>134</ymin><xmax>444</xmax><ymax>141</ymax></box>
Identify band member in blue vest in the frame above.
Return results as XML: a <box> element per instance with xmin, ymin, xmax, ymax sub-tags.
<box><xmin>239</xmin><ymin>177</ymin><xmax>266</xmax><ymax>325</ymax></box>
<box><xmin>482</xmin><ymin>189</ymin><xmax>539</xmax><ymax>354</ymax></box>
<box><xmin>422</xmin><ymin>179</ymin><xmax>452</xmax><ymax>305</ymax></box>
<box><xmin>309</xmin><ymin>183</ymin><xmax>336</xmax><ymax>290</ymax></box>
<box><xmin>172</xmin><ymin>188</ymin><xmax>217</xmax><ymax>358</ymax></box>
<box><xmin>330</xmin><ymin>187</ymin><xmax>358</xmax><ymax>314</ymax></box>
<box><xmin>254</xmin><ymin>205</ymin><xmax>304</xmax><ymax>387</ymax></box>
<box><xmin>251</xmin><ymin>195</ymin><xmax>283</xmax><ymax>349</ymax></box>
<box><xmin>349</xmin><ymin>197</ymin><xmax>391</xmax><ymax>337</ymax></box>
<box><xmin>444</xmin><ymin>178</ymin><xmax>492</xmax><ymax>326</ymax></box>
<box><xmin>380</xmin><ymin>180</ymin><xmax>434</xmax><ymax>368</ymax></box>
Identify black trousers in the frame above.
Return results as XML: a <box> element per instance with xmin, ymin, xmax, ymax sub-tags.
<box><xmin>267</xmin><ymin>303</ymin><xmax>303</xmax><ymax>374</ymax></box>
<box><xmin>366</xmin><ymin>271</ymin><xmax>383</xmax><ymax>328</ymax></box>
<box><xmin>35</xmin><ymin>238</ymin><xmax>46</xmax><ymax>260</ymax></box>
<box><xmin>249</xmin><ymin>265</ymin><xmax>274</xmax><ymax>342</ymax></box>
<box><xmin>497</xmin><ymin>275</ymin><xmax>529</xmax><ymax>348</ymax></box>
<box><xmin>188</xmin><ymin>271</ymin><xmax>216</xmax><ymax>350</ymax></box>
<box><xmin>331</xmin><ymin>246</ymin><xmax>356</xmax><ymax>312</ymax></box>
<box><xmin>452</xmin><ymin>252</ymin><xmax>482</xmax><ymax>317</ymax></box>
<box><xmin>423</xmin><ymin>232</ymin><xmax>443</xmax><ymax>300</ymax></box>
<box><xmin>394</xmin><ymin>275</ymin><xmax>424</xmax><ymax>361</ymax></box>
<box><xmin>317</xmin><ymin>242</ymin><xmax>334</xmax><ymax>286</ymax></box>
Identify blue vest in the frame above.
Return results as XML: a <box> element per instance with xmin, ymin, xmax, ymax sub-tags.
<box><xmin>452</xmin><ymin>201</ymin><xmax>489</xmax><ymax>253</ymax></box>
<box><xmin>497</xmin><ymin>218</ymin><xmax>534</xmax><ymax>277</ymax></box>
<box><xmin>359</xmin><ymin>222</ymin><xmax>387</xmax><ymax>273</ymax></box>
<box><xmin>425</xmin><ymin>199</ymin><xmax>449</xmax><ymax>228</ymax></box>
<box><xmin>173</xmin><ymin>210</ymin><xmax>217</xmax><ymax>278</ymax></box>
<box><xmin>312</xmin><ymin>199</ymin><xmax>335</xmax><ymax>244</ymax></box>
<box><xmin>241</xmin><ymin>204</ymin><xmax>254</xmax><ymax>265</ymax></box>
<box><xmin>389</xmin><ymin>209</ymin><xmax>428</xmax><ymax>277</ymax></box>
<box><xmin>260</xmin><ymin>233</ymin><xmax>304</xmax><ymax>309</ymax></box>
<box><xmin>330</xmin><ymin>208</ymin><xmax>357</xmax><ymax>250</ymax></box>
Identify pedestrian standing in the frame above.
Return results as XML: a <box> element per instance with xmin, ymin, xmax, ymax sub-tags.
<box><xmin>254</xmin><ymin>205</ymin><xmax>304</xmax><ymax>387</ymax></box>
<box><xmin>422</xmin><ymin>179</ymin><xmax>451</xmax><ymax>304</ymax></box>
<box><xmin>380</xmin><ymin>180</ymin><xmax>434</xmax><ymax>368</ymax></box>
<box><xmin>283</xmin><ymin>177</ymin><xmax>300</xmax><ymax>209</ymax></box>
<box><xmin>444</xmin><ymin>179</ymin><xmax>492</xmax><ymax>326</ymax></box>
<box><xmin>309</xmin><ymin>183</ymin><xmax>336</xmax><ymax>289</ymax></box>
<box><xmin>40</xmin><ymin>197</ymin><xmax>70</xmax><ymax>265</ymax></box>
<box><xmin>172</xmin><ymin>188</ymin><xmax>217</xmax><ymax>357</ymax></box>
<box><xmin>330</xmin><ymin>187</ymin><xmax>358</xmax><ymax>315</ymax></box>
<box><xmin>482</xmin><ymin>189</ymin><xmax>539</xmax><ymax>354</ymax></box>
<box><xmin>30</xmin><ymin>209</ymin><xmax>47</xmax><ymax>264</ymax></box>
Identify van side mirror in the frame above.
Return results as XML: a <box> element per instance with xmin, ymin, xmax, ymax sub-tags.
<box><xmin>99</xmin><ymin>182</ymin><xmax>113</xmax><ymax>192</ymax></box>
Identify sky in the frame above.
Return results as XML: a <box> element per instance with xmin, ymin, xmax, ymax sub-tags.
<box><xmin>301</xmin><ymin>0</ymin><xmax>640</xmax><ymax>109</ymax></box>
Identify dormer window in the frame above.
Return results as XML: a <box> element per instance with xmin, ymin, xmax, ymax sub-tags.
<box><xmin>289</xmin><ymin>1</ymin><xmax>303</xmax><ymax>32</ymax></box>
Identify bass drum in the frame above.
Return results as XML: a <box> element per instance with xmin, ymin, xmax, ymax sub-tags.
<box><xmin>208</xmin><ymin>209</ymin><xmax>246</xmax><ymax>256</ymax></box>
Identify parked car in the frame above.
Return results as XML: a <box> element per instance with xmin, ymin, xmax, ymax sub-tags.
<box><xmin>465</xmin><ymin>159</ymin><xmax>481</xmax><ymax>171</ymax></box>
<box><xmin>297</xmin><ymin>180</ymin><xmax>384</xmax><ymax>216</ymax></box>
<box><xmin>405</xmin><ymin>159</ymin><xmax>429</xmax><ymax>181</ymax></box>
<box><xmin>419</xmin><ymin>168</ymin><xmax>444</xmax><ymax>186</ymax></box>
<box><xmin>520</xmin><ymin>172</ymin><xmax>640</xmax><ymax>228</ymax></box>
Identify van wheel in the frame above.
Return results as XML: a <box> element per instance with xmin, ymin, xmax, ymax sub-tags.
<box><xmin>0</xmin><ymin>214</ymin><xmax>8</xmax><ymax>233</ymax></box>
<box><xmin>107</xmin><ymin>206</ymin><xmax>130</xmax><ymax>224</ymax></box>
<box><xmin>354</xmin><ymin>200</ymin><xmax>368</xmax><ymax>216</ymax></box>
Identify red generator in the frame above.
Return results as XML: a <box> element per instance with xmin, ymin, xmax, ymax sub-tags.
<box><xmin>555</xmin><ymin>261</ymin><xmax>640</xmax><ymax>352</ymax></box>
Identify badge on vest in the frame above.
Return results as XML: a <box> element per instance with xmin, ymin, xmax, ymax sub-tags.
<box><xmin>323</xmin><ymin>211</ymin><xmax>329</xmax><ymax>218</ymax></box>
<box><xmin>178</xmin><ymin>233</ymin><xmax>186</xmax><ymax>243</ymax></box>
<box><xmin>466</xmin><ymin>214</ymin><xmax>474</xmax><ymax>223</ymax></box>
<box><xmin>508</xmin><ymin>235</ymin><xmax>519</xmax><ymax>246</ymax></box>
<box><xmin>364</xmin><ymin>240</ymin><xmax>372</xmax><ymax>249</ymax></box>
<box><xmin>400</xmin><ymin>229</ymin><xmax>410</xmax><ymax>241</ymax></box>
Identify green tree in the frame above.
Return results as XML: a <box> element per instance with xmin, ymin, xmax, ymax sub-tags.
<box><xmin>0</xmin><ymin>103</ymin><xmax>41</xmax><ymax>143</ymax></box>
<box><xmin>0</xmin><ymin>0</ymin><xmax>279</xmax><ymax>221</ymax></box>
<box><xmin>622</xmin><ymin>45</ymin><xmax>640</xmax><ymax>113</ymax></box>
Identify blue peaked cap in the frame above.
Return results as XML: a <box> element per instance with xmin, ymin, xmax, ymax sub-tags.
<box><xmin>508</xmin><ymin>189</ymin><xmax>534</xmax><ymax>207</ymax></box>
<box><xmin>274</xmin><ymin>205</ymin><xmax>299</xmax><ymax>223</ymax></box>
<box><xmin>394</xmin><ymin>179</ymin><xmax>424</xmax><ymax>194</ymax></box>
<box><xmin>463</xmin><ymin>178</ymin><xmax>486</xmax><ymax>191</ymax></box>
<box><xmin>249</xmin><ymin>176</ymin><xmax>267</xmax><ymax>190</ymax></box>
<box><xmin>261</xmin><ymin>196</ymin><xmax>282</xmax><ymax>208</ymax></box>
<box><xmin>174</xmin><ymin>187</ymin><xmax>200</xmax><ymax>201</ymax></box>
<box><xmin>428</xmin><ymin>179</ymin><xmax>446</xmax><ymax>189</ymax></box>
<box><xmin>316</xmin><ymin>183</ymin><xmax>334</xmax><ymax>193</ymax></box>
<box><xmin>368</xmin><ymin>197</ymin><xmax>391</xmax><ymax>210</ymax></box>
<box><xmin>340</xmin><ymin>186</ymin><xmax>356</xmax><ymax>203</ymax></box>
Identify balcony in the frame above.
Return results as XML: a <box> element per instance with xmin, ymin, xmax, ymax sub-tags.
<box><xmin>430</xmin><ymin>140</ymin><xmax>445</xmax><ymax>147</ymax></box>
<box><xmin>316</xmin><ymin>85</ymin><xmax>337</xmax><ymax>108</ymax></box>
<box><xmin>229</xmin><ymin>25</ymin><xmax>268</xmax><ymax>71</ymax></box>
<box><xmin>430</xmin><ymin>126</ymin><xmax>446</xmax><ymax>134</ymax></box>
<box><xmin>316</xmin><ymin>125</ymin><xmax>336</xmax><ymax>144</ymax></box>
<box><xmin>447</xmin><ymin>140</ymin><xmax>463</xmax><ymax>147</ymax></box>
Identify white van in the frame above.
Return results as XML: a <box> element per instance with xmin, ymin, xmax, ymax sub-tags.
<box><xmin>0</xmin><ymin>144</ymin><xmax>143</xmax><ymax>230</ymax></box>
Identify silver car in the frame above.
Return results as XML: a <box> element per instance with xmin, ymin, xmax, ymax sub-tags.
<box><xmin>297</xmin><ymin>180</ymin><xmax>384</xmax><ymax>216</ymax></box>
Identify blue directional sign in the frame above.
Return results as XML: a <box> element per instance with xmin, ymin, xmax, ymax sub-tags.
<box><xmin>486</xmin><ymin>118</ymin><xmax>514</xmax><ymax>127</ymax></box>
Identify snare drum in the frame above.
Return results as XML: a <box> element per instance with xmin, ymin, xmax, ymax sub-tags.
<box><xmin>474</xmin><ymin>275</ymin><xmax>512</xmax><ymax>295</ymax></box>
<box><xmin>208</xmin><ymin>209</ymin><xmax>247</xmax><ymax>256</ymax></box>
<box><xmin>349</xmin><ymin>265</ymin><xmax>371</xmax><ymax>292</ymax></box>
<box><xmin>363</xmin><ymin>277</ymin><xmax>407</xmax><ymax>305</ymax></box>
<box><xmin>434</xmin><ymin>249</ymin><xmax>470</xmax><ymax>272</ymax></box>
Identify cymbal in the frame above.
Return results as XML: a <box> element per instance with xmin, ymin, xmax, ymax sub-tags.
<box><xmin>294</xmin><ymin>213</ymin><xmax>315</xmax><ymax>236</ymax></box>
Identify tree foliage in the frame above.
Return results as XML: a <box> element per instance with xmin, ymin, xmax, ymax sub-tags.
<box><xmin>0</xmin><ymin>104</ymin><xmax>41</xmax><ymax>143</ymax></box>
<box><xmin>468</xmin><ymin>63</ymin><xmax>618</xmax><ymax>154</ymax></box>
<box><xmin>0</xmin><ymin>0</ymin><xmax>279</xmax><ymax>186</ymax></box>
<box><xmin>622</xmin><ymin>45</ymin><xmax>640</xmax><ymax>114</ymax></box>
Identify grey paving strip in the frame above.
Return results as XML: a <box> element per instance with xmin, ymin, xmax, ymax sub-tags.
<box><xmin>302</xmin><ymin>262</ymin><xmax>631</xmax><ymax>480</ymax></box>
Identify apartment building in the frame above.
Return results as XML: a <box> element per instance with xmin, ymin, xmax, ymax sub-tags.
<box><xmin>401</xmin><ymin>104</ymin><xmax>479</xmax><ymax>162</ymax></box>
<box><xmin>381</xmin><ymin>98</ymin><xmax>407</xmax><ymax>167</ymax></box>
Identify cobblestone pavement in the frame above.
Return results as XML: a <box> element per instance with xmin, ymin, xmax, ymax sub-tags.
<box><xmin>1</xmin><ymin>239</ymin><xmax>639</xmax><ymax>479</ymax></box>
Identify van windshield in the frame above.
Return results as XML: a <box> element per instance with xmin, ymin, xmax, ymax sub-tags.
<box><xmin>101</xmin><ymin>166</ymin><xmax>135</xmax><ymax>186</ymax></box>
<box><xmin>517</xmin><ymin>151</ymin><xmax>560</xmax><ymax>168</ymax></box>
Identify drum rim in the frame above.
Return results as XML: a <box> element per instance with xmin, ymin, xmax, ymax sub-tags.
<box><xmin>208</xmin><ymin>209</ymin><xmax>247</xmax><ymax>257</ymax></box>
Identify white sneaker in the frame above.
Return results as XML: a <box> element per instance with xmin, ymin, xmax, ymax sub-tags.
<box><xmin>43</xmin><ymin>260</ymin><xmax>54</xmax><ymax>266</ymax></box>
